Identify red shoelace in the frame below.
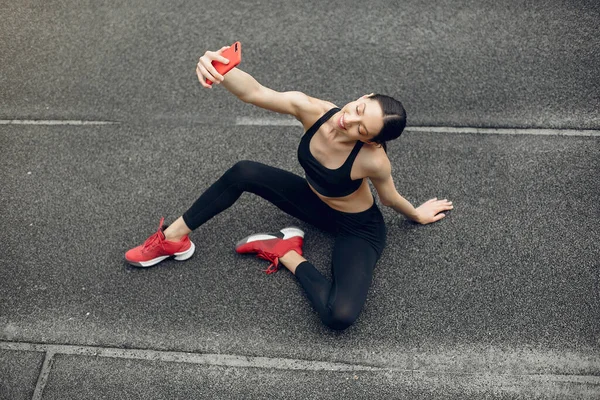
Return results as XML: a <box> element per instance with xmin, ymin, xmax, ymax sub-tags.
<box><xmin>257</xmin><ymin>250</ymin><xmax>280</xmax><ymax>274</ymax></box>
<box><xmin>142</xmin><ymin>217</ymin><xmax>166</xmax><ymax>253</ymax></box>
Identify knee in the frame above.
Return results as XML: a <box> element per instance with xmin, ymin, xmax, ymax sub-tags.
<box><xmin>324</xmin><ymin>304</ymin><xmax>359</xmax><ymax>331</ymax></box>
<box><xmin>224</xmin><ymin>160</ymin><xmax>260</xmax><ymax>183</ymax></box>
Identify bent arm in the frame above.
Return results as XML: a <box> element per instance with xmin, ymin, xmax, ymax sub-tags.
<box><xmin>388</xmin><ymin>193</ymin><xmax>420</xmax><ymax>221</ymax></box>
<box><xmin>370</xmin><ymin>166</ymin><xmax>420</xmax><ymax>221</ymax></box>
<box><xmin>369</xmin><ymin>157</ymin><xmax>453</xmax><ymax>224</ymax></box>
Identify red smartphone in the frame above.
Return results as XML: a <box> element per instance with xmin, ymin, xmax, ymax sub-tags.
<box><xmin>206</xmin><ymin>41</ymin><xmax>241</xmax><ymax>85</ymax></box>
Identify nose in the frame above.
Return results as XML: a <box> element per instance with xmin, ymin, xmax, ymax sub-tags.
<box><xmin>345</xmin><ymin>113</ymin><xmax>360</xmax><ymax>126</ymax></box>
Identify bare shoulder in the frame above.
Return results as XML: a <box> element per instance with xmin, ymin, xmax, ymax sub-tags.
<box><xmin>295</xmin><ymin>98</ymin><xmax>339</xmax><ymax>131</ymax></box>
<box><xmin>360</xmin><ymin>144</ymin><xmax>392</xmax><ymax>179</ymax></box>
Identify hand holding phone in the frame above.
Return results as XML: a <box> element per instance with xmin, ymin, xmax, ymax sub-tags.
<box><xmin>196</xmin><ymin>42</ymin><xmax>242</xmax><ymax>87</ymax></box>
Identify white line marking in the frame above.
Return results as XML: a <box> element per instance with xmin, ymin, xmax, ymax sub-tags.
<box><xmin>2</xmin><ymin>118</ymin><xmax>597</xmax><ymax>136</ymax></box>
<box><xmin>32</xmin><ymin>351</ymin><xmax>54</xmax><ymax>400</ymax></box>
<box><xmin>406</xmin><ymin>126</ymin><xmax>600</xmax><ymax>137</ymax></box>
<box><xmin>236</xmin><ymin>117</ymin><xmax>302</xmax><ymax>127</ymax></box>
<box><xmin>2</xmin><ymin>341</ymin><xmax>599</xmax><ymax>382</ymax></box>
<box><xmin>235</xmin><ymin>117</ymin><xmax>600</xmax><ymax>136</ymax></box>
<box><xmin>0</xmin><ymin>341</ymin><xmax>380</xmax><ymax>372</ymax></box>
<box><xmin>0</xmin><ymin>120</ymin><xmax>118</xmax><ymax>126</ymax></box>
<box><xmin>3</xmin><ymin>341</ymin><xmax>600</xmax><ymax>397</ymax></box>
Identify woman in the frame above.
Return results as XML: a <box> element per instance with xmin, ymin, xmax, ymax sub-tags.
<box><xmin>125</xmin><ymin>45</ymin><xmax>453</xmax><ymax>330</ymax></box>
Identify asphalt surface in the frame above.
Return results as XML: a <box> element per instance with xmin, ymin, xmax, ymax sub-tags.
<box><xmin>1</xmin><ymin>0</ymin><xmax>599</xmax><ymax>128</ymax></box>
<box><xmin>1</xmin><ymin>0</ymin><xmax>599</xmax><ymax>399</ymax></box>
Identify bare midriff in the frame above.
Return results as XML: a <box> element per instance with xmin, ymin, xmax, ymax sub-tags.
<box><xmin>308</xmin><ymin>178</ymin><xmax>374</xmax><ymax>213</ymax></box>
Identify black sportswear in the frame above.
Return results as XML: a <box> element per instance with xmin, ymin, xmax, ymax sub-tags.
<box><xmin>182</xmin><ymin>160</ymin><xmax>386</xmax><ymax>330</ymax></box>
<box><xmin>297</xmin><ymin>107</ymin><xmax>365</xmax><ymax>198</ymax></box>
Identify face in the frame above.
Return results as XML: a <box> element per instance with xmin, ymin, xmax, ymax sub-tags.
<box><xmin>336</xmin><ymin>95</ymin><xmax>384</xmax><ymax>143</ymax></box>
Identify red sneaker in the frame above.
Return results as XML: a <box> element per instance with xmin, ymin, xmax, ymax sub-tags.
<box><xmin>235</xmin><ymin>227</ymin><xmax>304</xmax><ymax>274</ymax></box>
<box><xmin>125</xmin><ymin>217</ymin><xmax>195</xmax><ymax>267</ymax></box>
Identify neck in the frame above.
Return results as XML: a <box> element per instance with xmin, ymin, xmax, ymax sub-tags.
<box><xmin>324</xmin><ymin>112</ymin><xmax>356</xmax><ymax>144</ymax></box>
<box><xmin>326</xmin><ymin>127</ymin><xmax>355</xmax><ymax>144</ymax></box>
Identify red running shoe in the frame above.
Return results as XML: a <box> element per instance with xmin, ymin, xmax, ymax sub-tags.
<box><xmin>235</xmin><ymin>227</ymin><xmax>304</xmax><ymax>274</ymax></box>
<box><xmin>125</xmin><ymin>217</ymin><xmax>195</xmax><ymax>267</ymax></box>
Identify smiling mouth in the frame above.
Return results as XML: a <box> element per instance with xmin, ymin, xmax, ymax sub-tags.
<box><xmin>338</xmin><ymin>113</ymin><xmax>346</xmax><ymax>130</ymax></box>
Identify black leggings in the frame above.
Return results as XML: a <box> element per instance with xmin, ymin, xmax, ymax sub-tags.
<box><xmin>182</xmin><ymin>160</ymin><xmax>387</xmax><ymax>330</ymax></box>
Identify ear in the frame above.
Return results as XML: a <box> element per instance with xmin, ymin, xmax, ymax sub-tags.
<box><xmin>361</xmin><ymin>93</ymin><xmax>375</xmax><ymax>99</ymax></box>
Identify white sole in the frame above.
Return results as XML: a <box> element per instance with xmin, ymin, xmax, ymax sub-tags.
<box><xmin>128</xmin><ymin>241</ymin><xmax>196</xmax><ymax>268</ymax></box>
<box><xmin>280</xmin><ymin>227</ymin><xmax>305</xmax><ymax>239</ymax></box>
<box><xmin>235</xmin><ymin>226</ymin><xmax>304</xmax><ymax>249</ymax></box>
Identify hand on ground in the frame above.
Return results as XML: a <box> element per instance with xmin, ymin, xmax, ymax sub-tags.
<box><xmin>414</xmin><ymin>198</ymin><xmax>453</xmax><ymax>224</ymax></box>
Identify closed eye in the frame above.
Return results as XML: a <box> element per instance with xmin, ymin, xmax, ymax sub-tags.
<box><xmin>356</xmin><ymin>105</ymin><xmax>365</xmax><ymax>135</ymax></box>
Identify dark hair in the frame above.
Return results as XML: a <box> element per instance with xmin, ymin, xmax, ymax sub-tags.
<box><xmin>368</xmin><ymin>94</ymin><xmax>407</xmax><ymax>153</ymax></box>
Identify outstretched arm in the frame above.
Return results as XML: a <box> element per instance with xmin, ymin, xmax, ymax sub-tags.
<box><xmin>369</xmin><ymin>157</ymin><xmax>453</xmax><ymax>224</ymax></box>
<box><xmin>195</xmin><ymin>46</ymin><xmax>319</xmax><ymax>120</ymax></box>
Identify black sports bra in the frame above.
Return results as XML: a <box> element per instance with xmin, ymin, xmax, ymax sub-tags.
<box><xmin>297</xmin><ymin>107</ymin><xmax>364</xmax><ymax>198</ymax></box>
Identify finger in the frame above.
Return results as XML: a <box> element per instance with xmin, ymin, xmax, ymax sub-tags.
<box><xmin>209</xmin><ymin>49</ymin><xmax>231</xmax><ymax>64</ymax></box>
<box><xmin>196</xmin><ymin>65</ymin><xmax>208</xmax><ymax>84</ymax></box>
<box><xmin>200</xmin><ymin>57</ymin><xmax>225</xmax><ymax>82</ymax></box>
<box><xmin>208</xmin><ymin>50</ymin><xmax>230</xmax><ymax>65</ymax></box>
<box><xmin>199</xmin><ymin>53</ymin><xmax>226</xmax><ymax>80</ymax></box>
<box><xmin>196</xmin><ymin>64</ymin><xmax>210</xmax><ymax>83</ymax></box>
<box><xmin>197</xmin><ymin>74</ymin><xmax>212</xmax><ymax>88</ymax></box>
<box><xmin>196</xmin><ymin>65</ymin><xmax>214</xmax><ymax>88</ymax></box>
<box><xmin>217</xmin><ymin>46</ymin><xmax>231</xmax><ymax>62</ymax></box>
<box><xmin>433</xmin><ymin>213</ymin><xmax>446</xmax><ymax>222</ymax></box>
<box><xmin>435</xmin><ymin>203</ymin><xmax>453</xmax><ymax>212</ymax></box>
<box><xmin>198</xmin><ymin>62</ymin><xmax>217</xmax><ymax>82</ymax></box>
